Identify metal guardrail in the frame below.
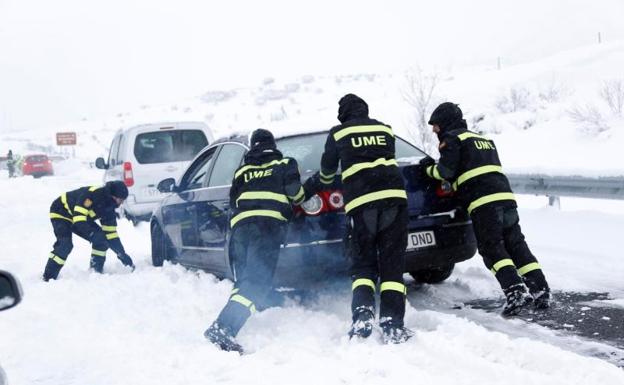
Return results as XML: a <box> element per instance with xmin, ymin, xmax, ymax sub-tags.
<box><xmin>507</xmin><ymin>174</ymin><xmax>624</xmax><ymax>205</ymax></box>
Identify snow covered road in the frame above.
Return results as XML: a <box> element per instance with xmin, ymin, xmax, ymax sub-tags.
<box><xmin>1</xmin><ymin>168</ymin><xmax>623</xmax><ymax>385</ymax></box>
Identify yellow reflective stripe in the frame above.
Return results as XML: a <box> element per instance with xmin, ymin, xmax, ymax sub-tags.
<box><xmin>105</xmin><ymin>232</ymin><xmax>119</xmax><ymax>240</ymax></box>
<box><xmin>236</xmin><ymin>191</ymin><xmax>289</xmax><ymax>206</ymax></box>
<box><xmin>320</xmin><ymin>170</ymin><xmax>336</xmax><ymax>179</ymax></box>
<box><xmin>89</xmin><ymin>210</ymin><xmax>96</xmax><ymax>218</ymax></box>
<box><xmin>234</xmin><ymin>159</ymin><xmax>289</xmax><ymax>179</ymax></box>
<box><xmin>230</xmin><ymin>294</ymin><xmax>256</xmax><ymax>313</ymax></box>
<box><xmin>89</xmin><ymin>185</ymin><xmax>102</xmax><ymax>192</ymax></box>
<box><xmin>73</xmin><ymin>215</ymin><xmax>87</xmax><ymax>223</ymax></box>
<box><xmin>101</xmin><ymin>225</ymin><xmax>117</xmax><ymax>232</ymax></box>
<box><xmin>518</xmin><ymin>262</ymin><xmax>541</xmax><ymax>276</ymax></box>
<box><xmin>231</xmin><ymin>288</ymin><xmax>240</xmax><ymax>295</ymax></box>
<box><xmin>230</xmin><ymin>210</ymin><xmax>287</xmax><ymax>228</ymax></box>
<box><xmin>320</xmin><ymin>175</ymin><xmax>334</xmax><ymax>185</ymax></box>
<box><xmin>467</xmin><ymin>193</ymin><xmax>516</xmax><ymax>214</ymax></box>
<box><xmin>333</xmin><ymin>125</ymin><xmax>394</xmax><ymax>141</ymax></box>
<box><xmin>344</xmin><ymin>189</ymin><xmax>407</xmax><ymax>213</ymax></box>
<box><xmin>342</xmin><ymin>158</ymin><xmax>398</xmax><ymax>181</ymax></box>
<box><xmin>91</xmin><ymin>249</ymin><xmax>107</xmax><ymax>257</ymax></box>
<box><xmin>49</xmin><ymin>253</ymin><xmax>65</xmax><ymax>265</ymax></box>
<box><xmin>352</xmin><ymin>278</ymin><xmax>376</xmax><ymax>292</ymax></box>
<box><xmin>458</xmin><ymin>132</ymin><xmax>487</xmax><ymax>141</ymax></box>
<box><xmin>380</xmin><ymin>281</ymin><xmax>407</xmax><ymax>295</ymax></box>
<box><xmin>74</xmin><ymin>206</ymin><xmax>89</xmax><ymax>215</ymax></box>
<box><xmin>50</xmin><ymin>212</ymin><xmax>72</xmax><ymax>222</ymax></box>
<box><xmin>456</xmin><ymin>165</ymin><xmax>503</xmax><ymax>187</ymax></box>
<box><xmin>490</xmin><ymin>258</ymin><xmax>515</xmax><ymax>274</ymax></box>
<box><xmin>427</xmin><ymin>165</ymin><xmax>444</xmax><ymax>181</ymax></box>
<box><xmin>290</xmin><ymin>186</ymin><xmax>305</xmax><ymax>204</ymax></box>
<box><xmin>61</xmin><ymin>193</ymin><xmax>71</xmax><ymax>214</ymax></box>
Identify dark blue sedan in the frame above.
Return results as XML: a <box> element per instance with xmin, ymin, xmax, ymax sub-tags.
<box><xmin>150</xmin><ymin>131</ymin><xmax>476</xmax><ymax>287</ymax></box>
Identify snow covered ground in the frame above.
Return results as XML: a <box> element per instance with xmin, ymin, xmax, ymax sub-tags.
<box><xmin>1</xmin><ymin>160</ymin><xmax>623</xmax><ymax>384</ymax></box>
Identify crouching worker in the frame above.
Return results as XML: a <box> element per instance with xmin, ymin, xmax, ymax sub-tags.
<box><xmin>43</xmin><ymin>180</ymin><xmax>135</xmax><ymax>281</ymax></box>
<box><xmin>204</xmin><ymin>128</ymin><xmax>306</xmax><ymax>353</ymax></box>
<box><xmin>421</xmin><ymin>102</ymin><xmax>550</xmax><ymax>316</ymax></box>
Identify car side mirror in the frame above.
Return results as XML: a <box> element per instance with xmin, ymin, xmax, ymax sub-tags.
<box><xmin>157</xmin><ymin>178</ymin><xmax>178</xmax><ymax>193</ymax></box>
<box><xmin>0</xmin><ymin>270</ymin><xmax>23</xmax><ymax>311</ymax></box>
<box><xmin>95</xmin><ymin>157</ymin><xmax>108</xmax><ymax>170</ymax></box>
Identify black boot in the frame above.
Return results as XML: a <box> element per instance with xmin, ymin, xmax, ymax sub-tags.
<box><xmin>90</xmin><ymin>256</ymin><xmax>105</xmax><ymax>273</ymax></box>
<box><xmin>43</xmin><ymin>259</ymin><xmax>63</xmax><ymax>281</ymax></box>
<box><xmin>502</xmin><ymin>284</ymin><xmax>533</xmax><ymax>317</ymax></box>
<box><xmin>522</xmin><ymin>270</ymin><xmax>551</xmax><ymax>309</ymax></box>
<box><xmin>380</xmin><ymin>320</ymin><xmax>414</xmax><ymax>344</ymax></box>
<box><xmin>348</xmin><ymin>307</ymin><xmax>374</xmax><ymax>339</ymax></box>
<box><xmin>204</xmin><ymin>322</ymin><xmax>244</xmax><ymax>354</ymax></box>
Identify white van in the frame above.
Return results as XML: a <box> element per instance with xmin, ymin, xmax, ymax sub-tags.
<box><xmin>95</xmin><ymin>121</ymin><xmax>213</xmax><ymax>223</ymax></box>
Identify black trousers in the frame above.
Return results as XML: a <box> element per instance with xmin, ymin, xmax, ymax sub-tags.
<box><xmin>214</xmin><ymin>218</ymin><xmax>285</xmax><ymax>337</ymax></box>
<box><xmin>347</xmin><ymin>202</ymin><xmax>408</xmax><ymax>327</ymax></box>
<box><xmin>470</xmin><ymin>203</ymin><xmax>548</xmax><ymax>293</ymax></box>
<box><xmin>44</xmin><ymin>208</ymin><xmax>110</xmax><ymax>280</ymax></box>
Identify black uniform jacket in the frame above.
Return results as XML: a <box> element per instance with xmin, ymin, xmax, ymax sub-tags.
<box><xmin>319</xmin><ymin>117</ymin><xmax>407</xmax><ymax>215</ymax></box>
<box><xmin>426</xmin><ymin>124</ymin><xmax>516</xmax><ymax>215</ymax></box>
<box><xmin>229</xmin><ymin>147</ymin><xmax>305</xmax><ymax>229</ymax></box>
<box><xmin>50</xmin><ymin>185</ymin><xmax>126</xmax><ymax>254</ymax></box>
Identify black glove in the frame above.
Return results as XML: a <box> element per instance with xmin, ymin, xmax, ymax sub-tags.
<box><xmin>419</xmin><ymin>156</ymin><xmax>436</xmax><ymax>178</ymax></box>
<box><xmin>303</xmin><ymin>171</ymin><xmax>323</xmax><ymax>199</ymax></box>
<box><xmin>117</xmin><ymin>253</ymin><xmax>135</xmax><ymax>270</ymax></box>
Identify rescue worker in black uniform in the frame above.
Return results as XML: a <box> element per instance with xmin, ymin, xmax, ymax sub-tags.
<box><xmin>421</xmin><ymin>102</ymin><xmax>551</xmax><ymax>315</ymax></box>
<box><xmin>204</xmin><ymin>128</ymin><xmax>306</xmax><ymax>353</ymax></box>
<box><xmin>43</xmin><ymin>180</ymin><xmax>135</xmax><ymax>281</ymax></box>
<box><xmin>309</xmin><ymin>93</ymin><xmax>412</xmax><ymax>343</ymax></box>
<box><xmin>6</xmin><ymin>150</ymin><xmax>15</xmax><ymax>178</ymax></box>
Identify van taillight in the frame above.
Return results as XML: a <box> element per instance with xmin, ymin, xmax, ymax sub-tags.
<box><xmin>123</xmin><ymin>162</ymin><xmax>134</xmax><ymax>187</ymax></box>
<box><xmin>435</xmin><ymin>181</ymin><xmax>454</xmax><ymax>198</ymax></box>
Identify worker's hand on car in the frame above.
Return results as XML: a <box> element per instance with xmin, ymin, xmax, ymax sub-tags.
<box><xmin>117</xmin><ymin>253</ymin><xmax>135</xmax><ymax>271</ymax></box>
<box><xmin>303</xmin><ymin>171</ymin><xmax>323</xmax><ymax>199</ymax></box>
<box><xmin>419</xmin><ymin>156</ymin><xmax>436</xmax><ymax>168</ymax></box>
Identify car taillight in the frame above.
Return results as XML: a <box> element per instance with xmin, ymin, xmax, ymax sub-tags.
<box><xmin>435</xmin><ymin>181</ymin><xmax>454</xmax><ymax>198</ymax></box>
<box><xmin>123</xmin><ymin>162</ymin><xmax>134</xmax><ymax>187</ymax></box>
<box><xmin>300</xmin><ymin>190</ymin><xmax>344</xmax><ymax>216</ymax></box>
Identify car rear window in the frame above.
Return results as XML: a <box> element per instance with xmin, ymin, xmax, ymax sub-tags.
<box><xmin>276</xmin><ymin>132</ymin><xmax>426</xmax><ymax>173</ymax></box>
<box><xmin>134</xmin><ymin>130</ymin><xmax>208</xmax><ymax>164</ymax></box>
<box><xmin>26</xmin><ymin>155</ymin><xmax>48</xmax><ymax>162</ymax></box>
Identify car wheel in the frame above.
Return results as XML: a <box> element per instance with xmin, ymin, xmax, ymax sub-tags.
<box><xmin>409</xmin><ymin>263</ymin><xmax>455</xmax><ymax>284</ymax></box>
<box><xmin>151</xmin><ymin>223</ymin><xmax>172</xmax><ymax>267</ymax></box>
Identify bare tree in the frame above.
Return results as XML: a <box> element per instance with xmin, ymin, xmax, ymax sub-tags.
<box><xmin>567</xmin><ymin>103</ymin><xmax>609</xmax><ymax>135</ymax></box>
<box><xmin>600</xmin><ymin>79</ymin><xmax>624</xmax><ymax>117</ymax></box>
<box><xmin>402</xmin><ymin>68</ymin><xmax>440</xmax><ymax>154</ymax></box>
<box><xmin>495</xmin><ymin>86</ymin><xmax>532</xmax><ymax>113</ymax></box>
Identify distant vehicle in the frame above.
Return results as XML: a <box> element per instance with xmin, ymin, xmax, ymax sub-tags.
<box><xmin>22</xmin><ymin>154</ymin><xmax>54</xmax><ymax>178</ymax></box>
<box><xmin>150</xmin><ymin>131</ymin><xmax>477</xmax><ymax>287</ymax></box>
<box><xmin>95</xmin><ymin>122</ymin><xmax>214</xmax><ymax>224</ymax></box>
<box><xmin>0</xmin><ymin>270</ymin><xmax>23</xmax><ymax>385</ymax></box>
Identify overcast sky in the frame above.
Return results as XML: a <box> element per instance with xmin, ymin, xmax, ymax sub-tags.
<box><xmin>1</xmin><ymin>0</ymin><xmax>623</xmax><ymax>132</ymax></box>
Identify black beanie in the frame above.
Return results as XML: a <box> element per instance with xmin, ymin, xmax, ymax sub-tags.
<box><xmin>337</xmin><ymin>93</ymin><xmax>369</xmax><ymax>123</ymax></box>
<box><xmin>249</xmin><ymin>128</ymin><xmax>276</xmax><ymax>149</ymax></box>
<box><xmin>428</xmin><ymin>102</ymin><xmax>463</xmax><ymax>130</ymax></box>
<box><xmin>107</xmin><ymin>180</ymin><xmax>129</xmax><ymax>199</ymax></box>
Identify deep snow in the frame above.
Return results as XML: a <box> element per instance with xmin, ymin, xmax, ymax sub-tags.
<box><xmin>0</xmin><ymin>159</ymin><xmax>623</xmax><ymax>384</ymax></box>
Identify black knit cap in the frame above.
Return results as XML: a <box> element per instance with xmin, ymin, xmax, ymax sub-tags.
<box><xmin>249</xmin><ymin>128</ymin><xmax>276</xmax><ymax>149</ymax></box>
<box><xmin>106</xmin><ymin>180</ymin><xmax>129</xmax><ymax>199</ymax></box>
<box><xmin>428</xmin><ymin>102</ymin><xmax>463</xmax><ymax>130</ymax></box>
<box><xmin>337</xmin><ymin>93</ymin><xmax>369</xmax><ymax>123</ymax></box>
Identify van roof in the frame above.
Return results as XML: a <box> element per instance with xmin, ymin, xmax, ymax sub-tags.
<box><xmin>113</xmin><ymin>121</ymin><xmax>213</xmax><ymax>141</ymax></box>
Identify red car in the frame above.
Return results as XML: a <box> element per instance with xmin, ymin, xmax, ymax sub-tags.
<box><xmin>22</xmin><ymin>154</ymin><xmax>54</xmax><ymax>178</ymax></box>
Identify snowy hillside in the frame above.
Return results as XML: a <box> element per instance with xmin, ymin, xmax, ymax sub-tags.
<box><xmin>2</xmin><ymin>41</ymin><xmax>623</xmax><ymax>178</ymax></box>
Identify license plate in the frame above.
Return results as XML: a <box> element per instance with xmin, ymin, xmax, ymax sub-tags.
<box><xmin>34</xmin><ymin>164</ymin><xmax>43</xmax><ymax>168</ymax></box>
<box><xmin>141</xmin><ymin>187</ymin><xmax>162</xmax><ymax>197</ymax></box>
<box><xmin>406</xmin><ymin>230</ymin><xmax>436</xmax><ymax>249</ymax></box>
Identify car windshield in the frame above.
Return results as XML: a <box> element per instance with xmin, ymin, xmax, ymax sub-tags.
<box><xmin>26</xmin><ymin>155</ymin><xmax>47</xmax><ymax>162</ymax></box>
<box><xmin>134</xmin><ymin>130</ymin><xmax>208</xmax><ymax>164</ymax></box>
<box><xmin>276</xmin><ymin>132</ymin><xmax>426</xmax><ymax>174</ymax></box>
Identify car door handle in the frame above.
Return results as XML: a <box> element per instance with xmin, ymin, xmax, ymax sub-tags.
<box><xmin>165</xmin><ymin>166</ymin><xmax>177</xmax><ymax>172</ymax></box>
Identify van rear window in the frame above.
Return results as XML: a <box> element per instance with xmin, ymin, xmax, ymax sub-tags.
<box><xmin>134</xmin><ymin>130</ymin><xmax>208</xmax><ymax>164</ymax></box>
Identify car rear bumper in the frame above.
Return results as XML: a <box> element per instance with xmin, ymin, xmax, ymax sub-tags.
<box><xmin>123</xmin><ymin>198</ymin><xmax>159</xmax><ymax>218</ymax></box>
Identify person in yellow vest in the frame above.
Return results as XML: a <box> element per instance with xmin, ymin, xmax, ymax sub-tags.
<box><xmin>421</xmin><ymin>102</ymin><xmax>550</xmax><ymax>316</ymax></box>
<box><xmin>204</xmin><ymin>129</ymin><xmax>306</xmax><ymax>353</ymax></box>
<box><xmin>43</xmin><ymin>181</ymin><xmax>135</xmax><ymax>281</ymax></box>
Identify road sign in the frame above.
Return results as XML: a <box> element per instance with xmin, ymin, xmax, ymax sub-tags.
<box><xmin>56</xmin><ymin>132</ymin><xmax>77</xmax><ymax>146</ymax></box>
